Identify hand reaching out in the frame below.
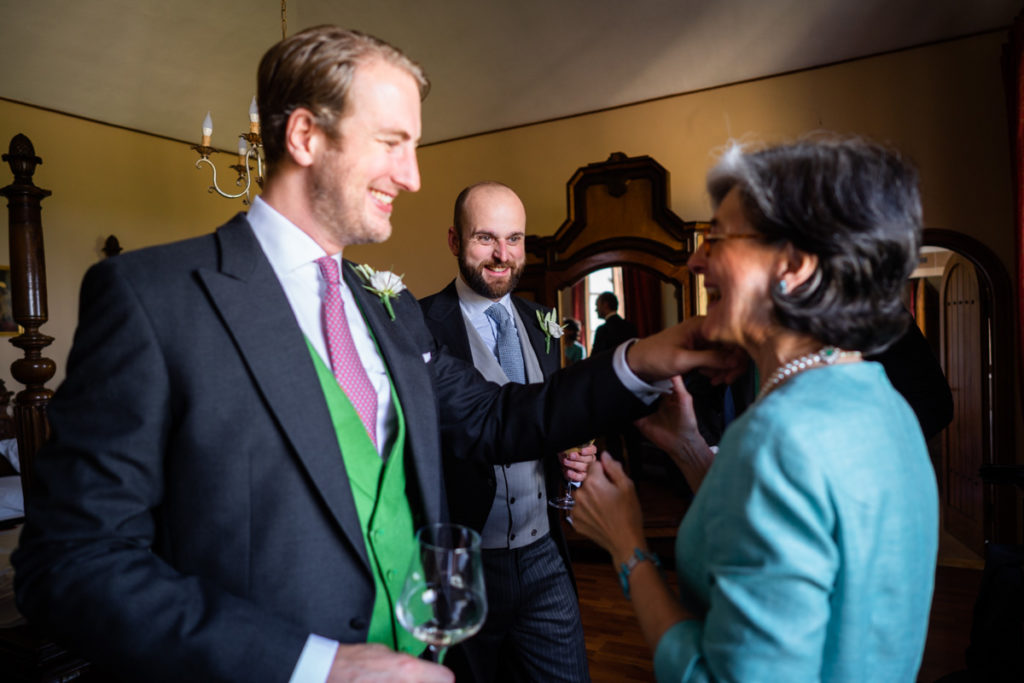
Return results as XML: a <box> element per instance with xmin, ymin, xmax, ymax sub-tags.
<box><xmin>626</xmin><ymin>316</ymin><xmax>747</xmax><ymax>385</ymax></box>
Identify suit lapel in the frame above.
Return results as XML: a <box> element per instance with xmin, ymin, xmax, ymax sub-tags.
<box><xmin>423</xmin><ymin>281</ymin><xmax>472</xmax><ymax>359</ymax></box>
<box><xmin>196</xmin><ymin>217</ymin><xmax>370</xmax><ymax>569</ymax></box>
<box><xmin>343</xmin><ymin>262</ymin><xmax>443</xmax><ymax>524</ymax></box>
<box><xmin>514</xmin><ymin>298</ymin><xmax>560</xmax><ymax>378</ymax></box>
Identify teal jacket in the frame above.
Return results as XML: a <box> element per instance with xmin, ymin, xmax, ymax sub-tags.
<box><xmin>656</xmin><ymin>362</ymin><xmax>938</xmax><ymax>682</ymax></box>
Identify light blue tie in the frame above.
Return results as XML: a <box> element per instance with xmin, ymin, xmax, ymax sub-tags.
<box><xmin>485</xmin><ymin>303</ymin><xmax>526</xmax><ymax>384</ymax></box>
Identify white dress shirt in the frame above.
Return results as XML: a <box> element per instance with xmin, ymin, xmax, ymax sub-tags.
<box><xmin>247</xmin><ymin>197</ymin><xmax>397</xmax><ymax>458</ymax></box>
<box><xmin>248</xmin><ymin>197</ymin><xmax>376</xmax><ymax>683</ymax></box>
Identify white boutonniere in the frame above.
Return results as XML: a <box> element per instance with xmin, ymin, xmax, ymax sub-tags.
<box><xmin>352</xmin><ymin>264</ymin><xmax>406</xmax><ymax>321</ymax></box>
<box><xmin>536</xmin><ymin>309</ymin><xmax>565</xmax><ymax>353</ymax></box>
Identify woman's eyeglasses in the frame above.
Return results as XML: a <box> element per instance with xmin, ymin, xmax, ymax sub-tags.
<box><xmin>693</xmin><ymin>227</ymin><xmax>761</xmax><ymax>255</ymax></box>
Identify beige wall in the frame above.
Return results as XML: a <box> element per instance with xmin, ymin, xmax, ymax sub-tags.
<box><xmin>0</xmin><ymin>32</ymin><xmax>1018</xmax><ymax>435</ymax></box>
<box><xmin>350</xmin><ymin>32</ymin><xmax>1013</xmax><ymax>300</ymax></box>
<box><xmin>0</xmin><ymin>102</ymin><xmax>245</xmax><ymax>389</ymax></box>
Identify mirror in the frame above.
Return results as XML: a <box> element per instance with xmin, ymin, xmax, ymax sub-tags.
<box><xmin>519</xmin><ymin>152</ymin><xmax>707</xmax><ymax>541</ymax></box>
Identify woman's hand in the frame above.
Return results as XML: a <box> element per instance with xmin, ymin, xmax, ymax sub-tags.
<box><xmin>572</xmin><ymin>452</ymin><xmax>646</xmax><ymax>565</ymax></box>
<box><xmin>635</xmin><ymin>376</ymin><xmax>716</xmax><ymax>491</ymax></box>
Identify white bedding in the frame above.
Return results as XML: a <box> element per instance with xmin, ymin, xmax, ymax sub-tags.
<box><xmin>0</xmin><ymin>476</ymin><xmax>23</xmax><ymax>521</ymax></box>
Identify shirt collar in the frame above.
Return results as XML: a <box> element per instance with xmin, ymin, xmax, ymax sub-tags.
<box><xmin>455</xmin><ymin>275</ymin><xmax>514</xmax><ymax>321</ymax></box>
<box><xmin>247</xmin><ymin>196</ymin><xmax>335</xmax><ymax>274</ymax></box>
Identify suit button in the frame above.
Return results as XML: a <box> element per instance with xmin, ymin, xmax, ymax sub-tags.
<box><xmin>510</xmin><ymin>533</ymin><xmax>516</xmax><ymax>541</ymax></box>
<box><xmin>386</xmin><ymin>569</ymin><xmax>396</xmax><ymax>581</ymax></box>
<box><xmin>510</xmin><ymin>497</ymin><xmax>516</xmax><ymax>504</ymax></box>
<box><xmin>537</xmin><ymin>491</ymin><xmax>542</xmax><ymax>499</ymax></box>
<box><xmin>349</xmin><ymin>617</ymin><xmax>368</xmax><ymax>630</ymax></box>
<box><xmin>531</xmin><ymin>529</ymin><xmax>538</xmax><ymax>536</ymax></box>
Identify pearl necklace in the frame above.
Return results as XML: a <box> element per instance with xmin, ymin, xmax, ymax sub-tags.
<box><xmin>757</xmin><ymin>346</ymin><xmax>861</xmax><ymax>401</ymax></box>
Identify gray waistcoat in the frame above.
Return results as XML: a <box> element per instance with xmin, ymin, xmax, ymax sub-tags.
<box><xmin>463</xmin><ymin>305</ymin><xmax>550</xmax><ymax>549</ymax></box>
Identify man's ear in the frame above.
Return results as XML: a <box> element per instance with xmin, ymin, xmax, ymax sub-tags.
<box><xmin>776</xmin><ymin>244</ymin><xmax>819</xmax><ymax>292</ymax></box>
<box><xmin>447</xmin><ymin>226</ymin><xmax>461</xmax><ymax>257</ymax></box>
<box><xmin>283</xmin><ymin>108</ymin><xmax>321</xmax><ymax>168</ymax></box>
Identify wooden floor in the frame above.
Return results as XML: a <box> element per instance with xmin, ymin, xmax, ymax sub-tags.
<box><xmin>567</xmin><ymin>470</ymin><xmax>987</xmax><ymax>682</ymax></box>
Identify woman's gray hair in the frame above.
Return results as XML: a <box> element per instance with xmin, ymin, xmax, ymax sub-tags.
<box><xmin>706</xmin><ymin>135</ymin><xmax>922</xmax><ymax>354</ymax></box>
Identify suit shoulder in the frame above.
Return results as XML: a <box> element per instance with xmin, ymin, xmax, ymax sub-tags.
<box><xmin>418</xmin><ymin>280</ymin><xmax>457</xmax><ymax>316</ymax></box>
<box><xmin>513</xmin><ymin>295</ymin><xmax>551</xmax><ymax>316</ymax></box>
<box><xmin>90</xmin><ymin>233</ymin><xmax>219</xmax><ymax>286</ymax></box>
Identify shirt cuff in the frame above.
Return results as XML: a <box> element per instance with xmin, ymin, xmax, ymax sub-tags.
<box><xmin>288</xmin><ymin>634</ymin><xmax>339</xmax><ymax>683</ymax></box>
<box><xmin>612</xmin><ymin>340</ymin><xmax>672</xmax><ymax>405</ymax></box>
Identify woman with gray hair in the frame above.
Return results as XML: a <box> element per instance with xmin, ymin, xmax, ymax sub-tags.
<box><xmin>573</xmin><ymin>136</ymin><xmax>938</xmax><ymax>681</ymax></box>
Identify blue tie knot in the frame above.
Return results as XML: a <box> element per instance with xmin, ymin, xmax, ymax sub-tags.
<box><xmin>485</xmin><ymin>303</ymin><xmax>526</xmax><ymax>384</ymax></box>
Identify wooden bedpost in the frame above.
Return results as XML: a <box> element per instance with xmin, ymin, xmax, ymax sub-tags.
<box><xmin>0</xmin><ymin>133</ymin><xmax>55</xmax><ymax>504</ymax></box>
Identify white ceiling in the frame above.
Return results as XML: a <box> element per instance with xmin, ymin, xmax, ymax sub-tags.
<box><xmin>0</xmin><ymin>0</ymin><xmax>1019</xmax><ymax>148</ymax></box>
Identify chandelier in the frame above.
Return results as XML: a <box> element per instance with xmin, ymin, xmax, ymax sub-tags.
<box><xmin>190</xmin><ymin>1</ymin><xmax>287</xmax><ymax>203</ymax></box>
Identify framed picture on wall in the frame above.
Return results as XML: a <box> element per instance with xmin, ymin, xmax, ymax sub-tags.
<box><xmin>0</xmin><ymin>266</ymin><xmax>18</xmax><ymax>336</ymax></box>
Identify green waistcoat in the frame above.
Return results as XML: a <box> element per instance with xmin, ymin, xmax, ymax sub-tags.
<box><xmin>307</xmin><ymin>341</ymin><xmax>423</xmax><ymax>656</ymax></box>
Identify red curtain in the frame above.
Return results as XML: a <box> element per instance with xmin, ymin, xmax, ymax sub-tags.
<box><xmin>569</xmin><ymin>279</ymin><xmax>587</xmax><ymax>341</ymax></box>
<box><xmin>1005</xmin><ymin>12</ymin><xmax>1024</xmax><ymax>410</ymax></box>
<box><xmin>622</xmin><ymin>266</ymin><xmax>662</xmax><ymax>338</ymax></box>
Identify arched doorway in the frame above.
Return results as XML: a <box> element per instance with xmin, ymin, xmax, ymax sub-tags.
<box><xmin>923</xmin><ymin>229</ymin><xmax>1018</xmax><ymax>553</ymax></box>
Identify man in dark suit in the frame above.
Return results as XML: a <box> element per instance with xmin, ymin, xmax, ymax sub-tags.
<box><xmin>13</xmin><ymin>26</ymin><xmax>737</xmax><ymax>683</ymax></box>
<box><xmin>591</xmin><ymin>292</ymin><xmax>638</xmax><ymax>355</ymax></box>
<box><xmin>591</xmin><ymin>292</ymin><xmax>642</xmax><ymax>469</ymax></box>
<box><xmin>420</xmin><ymin>182</ymin><xmax>594</xmax><ymax>682</ymax></box>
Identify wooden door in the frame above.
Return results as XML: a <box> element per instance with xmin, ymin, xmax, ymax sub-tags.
<box><xmin>939</xmin><ymin>253</ymin><xmax>987</xmax><ymax>554</ymax></box>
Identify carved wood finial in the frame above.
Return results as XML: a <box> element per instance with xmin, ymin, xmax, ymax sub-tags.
<box><xmin>103</xmin><ymin>235</ymin><xmax>123</xmax><ymax>258</ymax></box>
<box><xmin>1</xmin><ymin>134</ymin><xmax>55</xmax><ymax>503</ymax></box>
<box><xmin>2</xmin><ymin>133</ymin><xmax>44</xmax><ymax>186</ymax></box>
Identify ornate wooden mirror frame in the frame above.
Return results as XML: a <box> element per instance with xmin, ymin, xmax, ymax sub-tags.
<box><xmin>519</xmin><ymin>152</ymin><xmax>706</xmax><ymax>318</ymax></box>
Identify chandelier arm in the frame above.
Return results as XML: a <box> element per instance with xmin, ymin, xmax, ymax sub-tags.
<box><xmin>194</xmin><ymin>156</ymin><xmax>252</xmax><ymax>200</ymax></box>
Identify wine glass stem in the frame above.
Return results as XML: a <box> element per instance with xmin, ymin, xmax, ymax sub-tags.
<box><xmin>427</xmin><ymin>644</ymin><xmax>447</xmax><ymax>663</ymax></box>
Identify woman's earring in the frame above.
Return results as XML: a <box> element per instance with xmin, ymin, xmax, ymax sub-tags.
<box><xmin>777</xmin><ymin>280</ymin><xmax>788</xmax><ymax>295</ymax></box>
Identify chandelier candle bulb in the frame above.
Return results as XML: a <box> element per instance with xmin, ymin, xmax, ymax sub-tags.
<box><xmin>249</xmin><ymin>96</ymin><xmax>260</xmax><ymax>133</ymax></box>
<box><xmin>237</xmin><ymin>138</ymin><xmax>247</xmax><ymax>164</ymax></box>
<box><xmin>201</xmin><ymin>112</ymin><xmax>213</xmax><ymax>147</ymax></box>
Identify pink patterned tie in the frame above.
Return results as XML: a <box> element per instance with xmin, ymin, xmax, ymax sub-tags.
<box><xmin>316</xmin><ymin>256</ymin><xmax>378</xmax><ymax>447</ymax></box>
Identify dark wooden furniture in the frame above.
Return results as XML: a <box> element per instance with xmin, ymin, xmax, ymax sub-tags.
<box><xmin>0</xmin><ymin>134</ymin><xmax>56</xmax><ymax>504</ymax></box>
<box><xmin>0</xmin><ymin>134</ymin><xmax>93</xmax><ymax>682</ymax></box>
<box><xmin>519</xmin><ymin>151</ymin><xmax>705</xmax><ymax>316</ymax></box>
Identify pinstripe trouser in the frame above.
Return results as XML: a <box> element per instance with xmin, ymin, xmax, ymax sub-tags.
<box><xmin>448</xmin><ymin>534</ymin><xmax>590</xmax><ymax>682</ymax></box>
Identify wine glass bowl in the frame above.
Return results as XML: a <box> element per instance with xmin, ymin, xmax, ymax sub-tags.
<box><xmin>396</xmin><ymin>523</ymin><xmax>487</xmax><ymax>662</ymax></box>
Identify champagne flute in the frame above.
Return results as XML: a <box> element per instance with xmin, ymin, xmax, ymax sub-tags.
<box><xmin>548</xmin><ymin>439</ymin><xmax>595</xmax><ymax>510</ymax></box>
<box><xmin>395</xmin><ymin>523</ymin><xmax>487</xmax><ymax>663</ymax></box>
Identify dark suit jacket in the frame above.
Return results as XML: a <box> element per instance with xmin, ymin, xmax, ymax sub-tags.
<box><xmin>419</xmin><ymin>281</ymin><xmax>572</xmax><ymax>568</ymax></box>
<box><xmin>592</xmin><ymin>313</ymin><xmax>638</xmax><ymax>355</ymax></box>
<box><xmin>13</xmin><ymin>215</ymin><xmax>646</xmax><ymax>683</ymax></box>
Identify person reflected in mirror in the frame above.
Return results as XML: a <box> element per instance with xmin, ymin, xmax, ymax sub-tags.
<box><xmin>573</xmin><ymin>136</ymin><xmax>939</xmax><ymax>682</ymax></box>
<box><xmin>562</xmin><ymin>318</ymin><xmax>586</xmax><ymax>366</ymax></box>
<box><xmin>591</xmin><ymin>292</ymin><xmax>637</xmax><ymax>355</ymax></box>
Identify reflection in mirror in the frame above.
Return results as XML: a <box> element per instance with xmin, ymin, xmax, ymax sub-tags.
<box><xmin>556</xmin><ymin>266</ymin><xmax>683</xmax><ymax>359</ymax></box>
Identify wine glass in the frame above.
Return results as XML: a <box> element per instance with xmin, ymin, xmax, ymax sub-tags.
<box><xmin>395</xmin><ymin>523</ymin><xmax>488</xmax><ymax>663</ymax></box>
<box><xmin>548</xmin><ymin>439</ymin><xmax>594</xmax><ymax>510</ymax></box>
